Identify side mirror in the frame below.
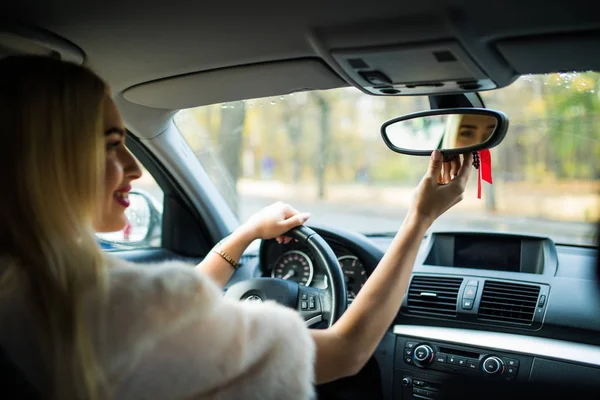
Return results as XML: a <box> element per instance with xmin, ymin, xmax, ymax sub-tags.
<box><xmin>97</xmin><ymin>189</ymin><xmax>162</xmax><ymax>250</ymax></box>
<box><xmin>380</xmin><ymin>108</ymin><xmax>509</xmax><ymax>156</ymax></box>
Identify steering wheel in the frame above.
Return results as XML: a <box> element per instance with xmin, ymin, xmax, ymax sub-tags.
<box><xmin>224</xmin><ymin>226</ymin><xmax>347</xmax><ymax>327</ymax></box>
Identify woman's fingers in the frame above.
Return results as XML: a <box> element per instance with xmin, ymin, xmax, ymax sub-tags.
<box><xmin>442</xmin><ymin>162</ymin><xmax>451</xmax><ymax>183</ymax></box>
<box><xmin>247</xmin><ymin>201</ymin><xmax>311</xmax><ymax>241</ymax></box>
<box><xmin>452</xmin><ymin>153</ymin><xmax>473</xmax><ymax>190</ymax></box>
<box><xmin>434</xmin><ymin>153</ymin><xmax>473</xmax><ymax>185</ymax></box>
<box><xmin>450</xmin><ymin>156</ymin><xmax>461</xmax><ymax>179</ymax></box>
<box><xmin>426</xmin><ymin>150</ymin><xmax>444</xmax><ymax>179</ymax></box>
<box><xmin>437</xmin><ymin>171</ymin><xmax>444</xmax><ymax>185</ymax></box>
<box><xmin>276</xmin><ymin>235</ymin><xmax>299</xmax><ymax>244</ymax></box>
<box><xmin>282</xmin><ymin>203</ymin><xmax>301</xmax><ymax>218</ymax></box>
<box><xmin>276</xmin><ymin>235</ymin><xmax>291</xmax><ymax>243</ymax></box>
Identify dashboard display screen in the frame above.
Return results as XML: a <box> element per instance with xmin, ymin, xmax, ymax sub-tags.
<box><xmin>453</xmin><ymin>235</ymin><xmax>521</xmax><ymax>272</ymax></box>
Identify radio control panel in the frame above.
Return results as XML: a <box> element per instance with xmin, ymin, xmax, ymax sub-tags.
<box><xmin>394</xmin><ymin>335</ymin><xmax>533</xmax><ymax>399</ymax></box>
<box><xmin>400</xmin><ymin>339</ymin><xmax>522</xmax><ymax>380</ymax></box>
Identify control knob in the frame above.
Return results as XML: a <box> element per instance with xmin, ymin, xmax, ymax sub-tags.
<box><xmin>413</xmin><ymin>344</ymin><xmax>435</xmax><ymax>367</ymax></box>
<box><xmin>482</xmin><ymin>356</ymin><xmax>505</xmax><ymax>375</ymax></box>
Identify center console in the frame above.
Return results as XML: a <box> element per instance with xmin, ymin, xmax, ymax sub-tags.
<box><xmin>377</xmin><ymin>231</ymin><xmax>600</xmax><ymax>400</ymax></box>
<box><xmin>394</xmin><ymin>335</ymin><xmax>533</xmax><ymax>399</ymax></box>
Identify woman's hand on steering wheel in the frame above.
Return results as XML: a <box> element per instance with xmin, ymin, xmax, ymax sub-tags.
<box><xmin>242</xmin><ymin>201</ymin><xmax>311</xmax><ymax>243</ymax></box>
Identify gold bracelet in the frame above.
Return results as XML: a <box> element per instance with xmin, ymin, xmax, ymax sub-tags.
<box><xmin>212</xmin><ymin>244</ymin><xmax>239</xmax><ymax>270</ymax></box>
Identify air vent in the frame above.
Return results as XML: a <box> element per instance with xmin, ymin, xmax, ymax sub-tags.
<box><xmin>478</xmin><ymin>281</ymin><xmax>540</xmax><ymax>325</ymax></box>
<box><xmin>406</xmin><ymin>276</ymin><xmax>463</xmax><ymax>317</ymax></box>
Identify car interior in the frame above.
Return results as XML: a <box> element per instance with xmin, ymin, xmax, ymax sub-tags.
<box><xmin>1</xmin><ymin>0</ymin><xmax>600</xmax><ymax>399</ymax></box>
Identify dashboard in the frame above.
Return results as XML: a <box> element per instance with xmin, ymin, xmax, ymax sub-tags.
<box><xmin>253</xmin><ymin>224</ymin><xmax>600</xmax><ymax>400</ymax></box>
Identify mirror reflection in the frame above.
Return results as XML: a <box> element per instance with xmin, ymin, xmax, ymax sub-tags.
<box><xmin>123</xmin><ymin>193</ymin><xmax>152</xmax><ymax>242</ymax></box>
<box><xmin>96</xmin><ymin>190</ymin><xmax>161</xmax><ymax>247</ymax></box>
<box><xmin>383</xmin><ymin>113</ymin><xmax>498</xmax><ymax>152</ymax></box>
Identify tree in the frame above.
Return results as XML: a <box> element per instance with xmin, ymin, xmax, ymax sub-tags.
<box><xmin>282</xmin><ymin>98</ymin><xmax>304</xmax><ymax>182</ymax></box>
<box><xmin>217</xmin><ymin>103</ymin><xmax>246</xmax><ymax>215</ymax></box>
<box><xmin>312</xmin><ymin>92</ymin><xmax>331</xmax><ymax>199</ymax></box>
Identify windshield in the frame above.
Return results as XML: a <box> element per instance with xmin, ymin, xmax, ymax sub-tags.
<box><xmin>175</xmin><ymin>72</ymin><xmax>599</xmax><ymax>246</ymax></box>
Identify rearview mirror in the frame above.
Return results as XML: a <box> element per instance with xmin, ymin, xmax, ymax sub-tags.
<box><xmin>380</xmin><ymin>108</ymin><xmax>509</xmax><ymax>156</ymax></box>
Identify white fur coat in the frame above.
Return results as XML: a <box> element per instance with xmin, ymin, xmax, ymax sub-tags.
<box><xmin>0</xmin><ymin>255</ymin><xmax>316</xmax><ymax>399</ymax></box>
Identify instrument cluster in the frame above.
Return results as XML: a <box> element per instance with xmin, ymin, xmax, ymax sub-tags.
<box><xmin>264</xmin><ymin>240</ymin><xmax>368</xmax><ymax>302</ymax></box>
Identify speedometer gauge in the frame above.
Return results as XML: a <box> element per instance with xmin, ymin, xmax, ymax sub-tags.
<box><xmin>338</xmin><ymin>255</ymin><xmax>367</xmax><ymax>301</ymax></box>
<box><xmin>272</xmin><ymin>250</ymin><xmax>314</xmax><ymax>286</ymax></box>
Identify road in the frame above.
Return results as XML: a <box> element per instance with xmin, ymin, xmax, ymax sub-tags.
<box><xmin>238</xmin><ymin>196</ymin><xmax>597</xmax><ymax>246</ymax></box>
<box><xmin>134</xmin><ymin>183</ymin><xmax>597</xmax><ymax>246</ymax></box>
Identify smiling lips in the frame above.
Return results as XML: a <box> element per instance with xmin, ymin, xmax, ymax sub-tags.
<box><xmin>114</xmin><ymin>186</ymin><xmax>131</xmax><ymax>208</ymax></box>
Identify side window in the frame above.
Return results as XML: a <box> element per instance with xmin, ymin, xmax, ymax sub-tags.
<box><xmin>96</xmin><ymin>160</ymin><xmax>164</xmax><ymax>250</ymax></box>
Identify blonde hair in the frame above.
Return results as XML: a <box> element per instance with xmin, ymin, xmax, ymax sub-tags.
<box><xmin>0</xmin><ymin>56</ymin><xmax>108</xmax><ymax>399</ymax></box>
<box><xmin>441</xmin><ymin>114</ymin><xmax>464</xmax><ymax>150</ymax></box>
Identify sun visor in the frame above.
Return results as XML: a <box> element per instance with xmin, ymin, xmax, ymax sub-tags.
<box><xmin>123</xmin><ymin>58</ymin><xmax>346</xmax><ymax>109</ymax></box>
<box><xmin>495</xmin><ymin>31</ymin><xmax>600</xmax><ymax>74</ymax></box>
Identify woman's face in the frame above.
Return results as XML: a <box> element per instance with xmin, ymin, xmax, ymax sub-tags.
<box><xmin>455</xmin><ymin>114</ymin><xmax>497</xmax><ymax>148</ymax></box>
<box><xmin>93</xmin><ymin>95</ymin><xmax>142</xmax><ymax>233</ymax></box>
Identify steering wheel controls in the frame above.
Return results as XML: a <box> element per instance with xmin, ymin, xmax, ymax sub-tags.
<box><xmin>297</xmin><ymin>285</ymin><xmax>325</xmax><ymax>327</ymax></box>
<box><xmin>300</xmin><ymin>292</ymin><xmax>317</xmax><ymax>311</ymax></box>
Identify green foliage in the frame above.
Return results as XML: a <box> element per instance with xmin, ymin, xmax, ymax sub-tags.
<box><xmin>483</xmin><ymin>72</ymin><xmax>600</xmax><ymax>181</ymax></box>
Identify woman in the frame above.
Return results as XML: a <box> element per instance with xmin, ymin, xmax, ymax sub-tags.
<box><xmin>0</xmin><ymin>56</ymin><xmax>472</xmax><ymax>400</ymax></box>
<box><xmin>442</xmin><ymin>113</ymin><xmax>497</xmax><ymax>149</ymax></box>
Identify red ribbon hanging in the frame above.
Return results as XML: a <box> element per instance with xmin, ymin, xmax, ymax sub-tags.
<box><xmin>480</xmin><ymin>149</ymin><xmax>492</xmax><ymax>184</ymax></box>
<box><xmin>476</xmin><ymin>149</ymin><xmax>492</xmax><ymax>200</ymax></box>
<box><xmin>477</xmin><ymin>167</ymin><xmax>482</xmax><ymax>199</ymax></box>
